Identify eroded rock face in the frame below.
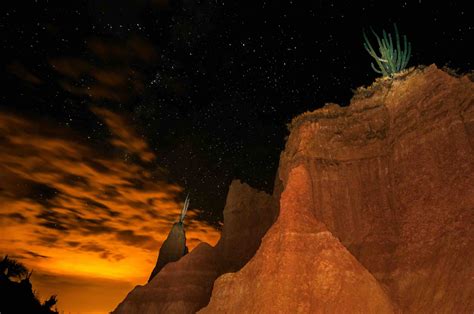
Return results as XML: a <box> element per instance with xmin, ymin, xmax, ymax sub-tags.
<box><xmin>200</xmin><ymin>165</ymin><xmax>395</xmax><ymax>314</ymax></box>
<box><xmin>277</xmin><ymin>65</ymin><xmax>474</xmax><ymax>313</ymax></box>
<box><xmin>113</xmin><ymin>180</ymin><xmax>278</xmax><ymax>314</ymax></box>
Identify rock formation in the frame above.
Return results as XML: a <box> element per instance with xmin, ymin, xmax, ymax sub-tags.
<box><xmin>200</xmin><ymin>165</ymin><xmax>395</xmax><ymax>314</ymax></box>
<box><xmin>114</xmin><ymin>242</ymin><xmax>220</xmax><ymax>313</ymax></box>
<box><xmin>273</xmin><ymin>65</ymin><xmax>474</xmax><ymax>313</ymax></box>
<box><xmin>147</xmin><ymin>222</ymin><xmax>188</xmax><ymax>283</ymax></box>
<box><xmin>115</xmin><ymin>65</ymin><xmax>474</xmax><ymax>313</ymax></box>
<box><xmin>147</xmin><ymin>194</ymin><xmax>191</xmax><ymax>283</ymax></box>
<box><xmin>113</xmin><ymin>181</ymin><xmax>278</xmax><ymax>313</ymax></box>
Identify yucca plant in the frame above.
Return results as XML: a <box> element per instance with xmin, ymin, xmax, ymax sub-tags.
<box><xmin>179</xmin><ymin>193</ymin><xmax>190</xmax><ymax>224</ymax></box>
<box><xmin>363</xmin><ymin>23</ymin><xmax>411</xmax><ymax>77</ymax></box>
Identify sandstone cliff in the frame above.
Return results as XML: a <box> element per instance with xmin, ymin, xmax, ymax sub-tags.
<box><xmin>115</xmin><ymin>65</ymin><xmax>474</xmax><ymax>313</ymax></box>
<box><xmin>200</xmin><ymin>165</ymin><xmax>395</xmax><ymax>314</ymax></box>
<box><xmin>273</xmin><ymin>65</ymin><xmax>474</xmax><ymax>313</ymax></box>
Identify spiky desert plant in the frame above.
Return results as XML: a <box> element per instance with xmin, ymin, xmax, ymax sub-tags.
<box><xmin>179</xmin><ymin>193</ymin><xmax>190</xmax><ymax>224</ymax></box>
<box><xmin>363</xmin><ymin>23</ymin><xmax>411</xmax><ymax>77</ymax></box>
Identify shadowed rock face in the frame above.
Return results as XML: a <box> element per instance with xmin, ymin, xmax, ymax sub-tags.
<box><xmin>114</xmin><ymin>242</ymin><xmax>219</xmax><ymax>314</ymax></box>
<box><xmin>115</xmin><ymin>65</ymin><xmax>473</xmax><ymax>313</ymax></box>
<box><xmin>147</xmin><ymin>222</ymin><xmax>188</xmax><ymax>283</ymax></box>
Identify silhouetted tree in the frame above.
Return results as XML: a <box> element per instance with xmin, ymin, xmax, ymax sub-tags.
<box><xmin>0</xmin><ymin>255</ymin><xmax>28</xmax><ymax>280</ymax></box>
<box><xmin>43</xmin><ymin>295</ymin><xmax>58</xmax><ymax>310</ymax></box>
<box><xmin>0</xmin><ymin>255</ymin><xmax>59</xmax><ymax>314</ymax></box>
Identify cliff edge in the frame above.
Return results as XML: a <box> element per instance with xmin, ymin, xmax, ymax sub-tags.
<box><xmin>271</xmin><ymin>64</ymin><xmax>474</xmax><ymax>313</ymax></box>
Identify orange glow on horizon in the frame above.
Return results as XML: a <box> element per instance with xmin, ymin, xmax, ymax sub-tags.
<box><xmin>0</xmin><ymin>109</ymin><xmax>221</xmax><ymax>313</ymax></box>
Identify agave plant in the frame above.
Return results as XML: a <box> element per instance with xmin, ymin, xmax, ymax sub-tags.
<box><xmin>363</xmin><ymin>23</ymin><xmax>411</xmax><ymax>77</ymax></box>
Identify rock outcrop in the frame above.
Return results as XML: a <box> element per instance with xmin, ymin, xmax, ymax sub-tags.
<box><xmin>113</xmin><ymin>181</ymin><xmax>278</xmax><ymax>314</ymax></box>
<box><xmin>274</xmin><ymin>65</ymin><xmax>474</xmax><ymax>313</ymax></box>
<box><xmin>147</xmin><ymin>222</ymin><xmax>188</xmax><ymax>283</ymax></box>
<box><xmin>115</xmin><ymin>65</ymin><xmax>474</xmax><ymax>313</ymax></box>
<box><xmin>200</xmin><ymin>165</ymin><xmax>395</xmax><ymax>314</ymax></box>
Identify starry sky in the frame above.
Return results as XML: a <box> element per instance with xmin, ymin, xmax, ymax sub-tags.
<box><xmin>0</xmin><ymin>1</ymin><xmax>472</xmax><ymax>313</ymax></box>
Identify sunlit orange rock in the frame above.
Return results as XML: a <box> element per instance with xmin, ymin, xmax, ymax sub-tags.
<box><xmin>200</xmin><ymin>165</ymin><xmax>395</xmax><ymax>314</ymax></box>
<box><xmin>276</xmin><ymin>65</ymin><xmax>474</xmax><ymax>313</ymax></box>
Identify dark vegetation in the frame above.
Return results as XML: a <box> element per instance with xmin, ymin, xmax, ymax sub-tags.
<box><xmin>0</xmin><ymin>255</ymin><xmax>59</xmax><ymax>314</ymax></box>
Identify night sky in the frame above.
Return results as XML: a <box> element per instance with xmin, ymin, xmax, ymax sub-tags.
<box><xmin>0</xmin><ymin>1</ymin><xmax>472</xmax><ymax>313</ymax></box>
<box><xmin>1</xmin><ymin>1</ymin><xmax>472</xmax><ymax>224</ymax></box>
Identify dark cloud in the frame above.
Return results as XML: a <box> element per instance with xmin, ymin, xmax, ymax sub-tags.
<box><xmin>74</xmin><ymin>216</ymin><xmax>116</xmax><ymax>235</ymax></box>
<box><xmin>60</xmin><ymin>174</ymin><xmax>90</xmax><ymax>189</ymax></box>
<box><xmin>22</xmin><ymin>250</ymin><xmax>49</xmax><ymax>259</ymax></box>
<box><xmin>99</xmin><ymin>251</ymin><xmax>125</xmax><ymax>261</ymax></box>
<box><xmin>39</xmin><ymin>221</ymin><xmax>69</xmax><ymax>232</ymax></box>
<box><xmin>80</xmin><ymin>197</ymin><xmax>110</xmax><ymax>210</ymax></box>
<box><xmin>28</xmin><ymin>183</ymin><xmax>60</xmax><ymax>199</ymax></box>
<box><xmin>36</xmin><ymin>210</ymin><xmax>70</xmax><ymax>232</ymax></box>
<box><xmin>80</xmin><ymin>242</ymin><xmax>108</xmax><ymax>253</ymax></box>
<box><xmin>115</xmin><ymin>229</ymin><xmax>159</xmax><ymax>251</ymax></box>
<box><xmin>122</xmin><ymin>178</ymin><xmax>146</xmax><ymax>190</ymax></box>
<box><xmin>1</xmin><ymin>212</ymin><xmax>28</xmax><ymax>224</ymax></box>
<box><xmin>27</xmin><ymin>182</ymin><xmax>60</xmax><ymax>203</ymax></box>
<box><xmin>1</xmin><ymin>178</ymin><xmax>61</xmax><ymax>205</ymax></box>
<box><xmin>144</xmin><ymin>208</ymin><xmax>159</xmax><ymax>219</ymax></box>
<box><xmin>65</xmin><ymin>241</ymin><xmax>80</xmax><ymax>248</ymax></box>
<box><xmin>83</xmin><ymin>160</ymin><xmax>111</xmax><ymax>174</ymax></box>
<box><xmin>126</xmin><ymin>200</ymin><xmax>148</xmax><ymax>210</ymax></box>
<box><xmin>100</xmin><ymin>185</ymin><xmax>121</xmax><ymax>198</ymax></box>
<box><xmin>109</xmin><ymin>210</ymin><xmax>121</xmax><ymax>218</ymax></box>
<box><xmin>37</xmin><ymin>235</ymin><xmax>59</xmax><ymax>246</ymax></box>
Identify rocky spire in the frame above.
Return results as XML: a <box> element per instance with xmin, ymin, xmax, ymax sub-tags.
<box><xmin>147</xmin><ymin>194</ymin><xmax>190</xmax><ymax>283</ymax></box>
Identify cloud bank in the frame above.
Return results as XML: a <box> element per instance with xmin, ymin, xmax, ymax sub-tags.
<box><xmin>0</xmin><ymin>109</ymin><xmax>220</xmax><ymax>313</ymax></box>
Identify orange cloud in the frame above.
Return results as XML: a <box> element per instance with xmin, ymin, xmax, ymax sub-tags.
<box><xmin>92</xmin><ymin>106</ymin><xmax>155</xmax><ymax>163</ymax></box>
<box><xmin>50</xmin><ymin>58</ymin><xmax>93</xmax><ymax>80</ymax></box>
<box><xmin>7</xmin><ymin>61</ymin><xmax>42</xmax><ymax>85</ymax></box>
<box><xmin>0</xmin><ymin>110</ymin><xmax>220</xmax><ymax>313</ymax></box>
<box><xmin>87</xmin><ymin>36</ymin><xmax>157</xmax><ymax>62</ymax></box>
<box><xmin>49</xmin><ymin>36</ymin><xmax>154</xmax><ymax>103</ymax></box>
